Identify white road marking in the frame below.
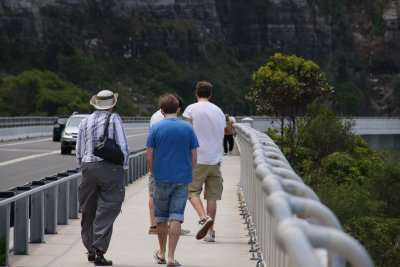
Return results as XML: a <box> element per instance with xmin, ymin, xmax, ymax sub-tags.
<box><xmin>0</xmin><ymin>138</ymin><xmax>52</xmax><ymax>147</ymax></box>
<box><xmin>126</xmin><ymin>133</ymin><xmax>148</xmax><ymax>138</ymax></box>
<box><xmin>0</xmin><ymin>150</ymin><xmax>60</xmax><ymax>167</ymax></box>
<box><xmin>0</xmin><ymin>148</ymin><xmax>54</xmax><ymax>152</ymax></box>
<box><xmin>0</xmin><ymin>132</ymin><xmax>147</xmax><ymax>167</ymax></box>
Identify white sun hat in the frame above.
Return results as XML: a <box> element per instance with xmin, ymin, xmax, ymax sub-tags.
<box><xmin>89</xmin><ymin>90</ymin><xmax>119</xmax><ymax>110</ymax></box>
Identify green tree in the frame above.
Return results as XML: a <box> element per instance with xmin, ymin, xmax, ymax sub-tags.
<box><xmin>0</xmin><ymin>70</ymin><xmax>91</xmax><ymax>116</ymax></box>
<box><xmin>345</xmin><ymin>217</ymin><xmax>400</xmax><ymax>267</ymax></box>
<box><xmin>247</xmin><ymin>53</ymin><xmax>333</xmax><ymax>163</ymax></box>
<box><xmin>298</xmin><ymin>104</ymin><xmax>354</xmax><ymax>166</ymax></box>
<box><xmin>334</xmin><ymin>81</ymin><xmax>365</xmax><ymax>116</ymax></box>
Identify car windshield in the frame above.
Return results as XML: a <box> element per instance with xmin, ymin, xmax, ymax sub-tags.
<box><xmin>57</xmin><ymin>118</ymin><xmax>69</xmax><ymax>124</ymax></box>
<box><xmin>67</xmin><ymin>117</ymin><xmax>85</xmax><ymax>127</ymax></box>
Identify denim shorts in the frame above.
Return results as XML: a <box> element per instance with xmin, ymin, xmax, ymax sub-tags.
<box><xmin>154</xmin><ymin>183</ymin><xmax>188</xmax><ymax>224</ymax></box>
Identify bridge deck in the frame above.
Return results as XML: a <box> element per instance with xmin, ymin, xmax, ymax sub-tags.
<box><xmin>9</xmin><ymin>156</ymin><xmax>254</xmax><ymax>267</ymax></box>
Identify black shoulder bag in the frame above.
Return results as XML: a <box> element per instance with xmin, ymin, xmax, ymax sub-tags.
<box><xmin>94</xmin><ymin>113</ymin><xmax>125</xmax><ymax>165</ymax></box>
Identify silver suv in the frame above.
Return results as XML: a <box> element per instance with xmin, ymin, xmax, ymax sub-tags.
<box><xmin>60</xmin><ymin>113</ymin><xmax>89</xmax><ymax>155</ymax></box>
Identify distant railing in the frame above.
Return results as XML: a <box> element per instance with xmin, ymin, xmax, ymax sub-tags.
<box><xmin>0</xmin><ymin>117</ymin><xmax>56</xmax><ymax>128</ymax></box>
<box><xmin>0</xmin><ymin>116</ymin><xmax>151</xmax><ymax>142</ymax></box>
<box><xmin>235</xmin><ymin>124</ymin><xmax>374</xmax><ymax>267</ymax></box>
<box><xmin>0</xmin><ymin>116</ymin><xmax>151</xmax><ymax>128</ymax></box>
<box><xmin>0</xmin><ymin>149</ymin><xmax>148</xmax><ymax>266</ymax></box>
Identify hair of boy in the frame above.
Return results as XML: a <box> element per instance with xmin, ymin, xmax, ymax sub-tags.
<box><xmin>159</xmin><ymin>94</ymin><xmax>179</xmax><ymax>114</ymax></box>
<box><xmin>195</xmin><ymin>81</ymin><xmax>213</xmax><ymax>98</ymax></box>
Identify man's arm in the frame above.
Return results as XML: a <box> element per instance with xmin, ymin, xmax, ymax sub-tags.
<box><xmin>183</xmin><ymin>116</ymin><xmax>192</xmax><ymax>124</ymax></box>
<box><xmin>191</xmin><ymin>148</ymin><xmax>197</xmax><ymax>170</ymax></box>
<box><xmin>146</xmin><ymin>147</ymin><xmax>154</xmax><ymax>174</ymax></box>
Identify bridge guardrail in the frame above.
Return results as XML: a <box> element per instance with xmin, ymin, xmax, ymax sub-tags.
<box><xmin>235</xmin><ymin>123</ymin><xmax>374</xmax><ymax>267</ymax></box>
<box><xmin>0</xmin><ymin>149</ymin><xmax>148</xmax><ymax>266</ymax></box>
<box><xmin>0</xmin><ymin>117</ymin><xmax>151</xmax><ymax>142</ymax></box>
<box><xmin>0</xmin><ymin>117</ymin><xmax>151</xmax><ymax>128</ymax></box>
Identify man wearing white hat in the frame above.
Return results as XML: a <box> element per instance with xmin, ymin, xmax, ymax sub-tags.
<box><xmin>76</xmin><ymin>90</ymin><xmax>130</xmax><ymax>266</ymax></box>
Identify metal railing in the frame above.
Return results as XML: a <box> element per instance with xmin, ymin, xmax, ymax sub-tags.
<box><xmin>0</xmin><ymin>117</ymin><xmax>151</xmax><ymax>128</ymax></box>
<box><xmin>0</xmin><ymin>116</ymin><xmax>151</xmax><ymax>142</ymax></box>
<box><xmin>0</xmin><ymin>149</ymin><xmax>148</xmax><ymax>266</ymax></box>
<box><xmin>235</xmin><ymin>124</ymin><xmax>374</xmax><ymax>267</ymax></box>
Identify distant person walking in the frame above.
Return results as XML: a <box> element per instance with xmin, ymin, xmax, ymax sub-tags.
<box><xmin>76</xmin><ymin>90</ymin><xmax>130</xmax><ymax>266</ymax></box>
<box><xmin>147</xmin><ymin>93</ymin><xmax>199</xmax><ymax>266</ymax></box>
<box><xmin>147</xmin><ymin>94</ymin><xmax>190</xmax><ymax>236</ymax></box>
<box><xmin>182</xmin><ymin>81</ymin><xmax>226</xmax><ymax>242</ymax></box>
<box><xmin>223</xmin><ymin>113</ymin><xmax>236</xmax><ymax>155</ymax></box>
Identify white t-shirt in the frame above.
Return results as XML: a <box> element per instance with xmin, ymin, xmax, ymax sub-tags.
<box><xmin>149</xmin><ymin>109</ymin><xmax>164</xmax><ymax>128</ymax></box>
<box><xmin>183</xmin><ymin>101</ymin><xmax>226</xmax><ymax>165</ymax></box>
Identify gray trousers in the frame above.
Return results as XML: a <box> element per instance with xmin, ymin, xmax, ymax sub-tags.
<box><xmin>78</xmin><ymin>161</ymin><xmax>125</xmax><ymax>253</ymax></box>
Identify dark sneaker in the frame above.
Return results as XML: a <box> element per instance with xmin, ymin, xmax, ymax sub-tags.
<box><xmin>196</xmin><ymin>215</ymin><xmax>213</xmax><ymax>240</ymax></box>
<box><xmin>94</xmin><ymin>253</ymin><xmax>113</xmax><ymax>266</ymax></box>
<box><xmin>87</xmin><ymin>251</ymin><xmax>95</xmax><ymax>262</ymax></box>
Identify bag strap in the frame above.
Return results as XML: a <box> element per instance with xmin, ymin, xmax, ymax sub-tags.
<box><xmin>102</xmin><ymin>113</ymin><xmax>112</xmax><ymax>138</ymax></box>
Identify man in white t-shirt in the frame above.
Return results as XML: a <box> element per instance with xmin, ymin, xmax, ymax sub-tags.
<box><xmin>147</xmin><ymin>94</ymin><xmax>191</xmax><ymax>236</ymax></box>
<box><xmin>182</xmin><ymin>81</ymin><xmax>226</xmax><ymax>242</ymax></box>
<box><xmin>150</xmin><ymin>109</ymin><xmax>164</xmax><ymax>128</ymax></box>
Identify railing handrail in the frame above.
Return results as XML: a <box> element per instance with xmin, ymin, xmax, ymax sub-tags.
<box><xmin>0</xmin><ymin>173</ymin><xmax>79</xmax><ymax>208</ymax></box>
<box><xmin>0</xmin><ymin>149</ymin><xmax>149</xmax><ymax>266</ymax></box>
<box><xmin>235</xmin><ymin>123</ymin><xmax>374</xmax><ymax>267</ymax></box>
<box><xmin>0</xmin><ymin>116</ymin><xmax>151</xmax><ymax>128</ymax></box>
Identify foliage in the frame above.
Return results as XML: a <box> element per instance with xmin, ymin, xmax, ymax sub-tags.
<box><xmin>334</xmin><ymin>81</ymin><xmax>365</xmax><ymax>116</ymax></box>
<box><xmin>57</xmin><ymin>48</ymin><xmax>113</xmax><ymax>92</ymax></box>
<box><xmin>248</xmin><ymin>53</ymin><xmax>333</xmax><ymax>163</ymax></box>
<box><xmin>299</xmin><ymin>104</ymin><xmax>354</xmax><ymax>163</ymax></box>
<box><xmin>368</xmin><ymin>160</ymin><xmax>400</xmax><ymax>218</ymax></box>
<box><xmin>316</xmin><ymin>182</ymin><xmax>384</xmax><ymax>223</ymax></box>
<box><xmin>345</xmin><ymin>217</ymin><xmax>400</xmax><ymax>267</ymax></box>
<box><xmin>0</xmin><ymin>70</ymin><xmax>91</xmax><ymax>116</ymax></box>
<box><xmin>248</xmin><ymin>53</ymin><xmax>333</xmax><ymax>118</ymax></box>
<box><xmin>266</xmin><ymin>102</ymin><xmax>400</xmax><ymax>266</ymax></box>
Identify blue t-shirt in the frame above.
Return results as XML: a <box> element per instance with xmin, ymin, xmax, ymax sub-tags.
<box><xmin>146</xmin><ymin>118</ymin><xmax>199</xmax><ymax>183</ymax></box>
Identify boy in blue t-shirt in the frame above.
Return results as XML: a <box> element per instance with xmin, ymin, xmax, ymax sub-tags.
<box><xmin>146</xmin><ymin>93</ymin><xmax>199</xmax><ymax>266</ymax></box>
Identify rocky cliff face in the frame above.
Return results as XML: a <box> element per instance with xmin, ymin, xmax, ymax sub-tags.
<box><xmin>0</xmin><ymin>0</ymin><xmax>399</xmax><ymax>115</ymax></box>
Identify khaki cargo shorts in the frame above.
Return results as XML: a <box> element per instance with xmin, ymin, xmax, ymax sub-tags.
<box><xmin>189</xmin><ymin>163</ymin><xmax>223</xmax><ymax>200</ymax></box>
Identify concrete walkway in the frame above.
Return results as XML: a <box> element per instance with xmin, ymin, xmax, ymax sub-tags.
<box><xmin>9</xmin><ymin>156</ymin><xmax>253</xmax><ymax>267</ymax></box>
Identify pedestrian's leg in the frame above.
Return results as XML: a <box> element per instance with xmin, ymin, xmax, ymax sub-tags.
<box><xmin>228</xmin><ymin>135</ymin><xmax>234</xmax><ymax>153</ymax></box>
<box><xmin>189</xmin><ymin>196</ymin><xmax>207</xmax><ymax>219</ymax></box>
<box><xmin>80</xmin><ymin>211</ymin><xmax>96</xmax><ymax>252</ymax></box>
<box><xmin>78</xmin><ymin>164</ymin><xmax>99</xmax><ymax>253</ymax></box>
<box><xmin>92</xmin><ymin>208</ymin><xmax>121</xmax><ymax>253</ymax></box>
<box><xmin>167</xmin><ymin>220</ymin><xmax>181</xmax><ymax>265</ymax></box>
<box><xmin>92</xmin><ymin>167</ymin><xmax>125</xmax><ymax>253</ymax></box>
<box><xmin>206</xmin><ymin>199</ymin><xmax>217</xmax><ymax>232</ymax></box>
<box><xmin>156</xmin><ymin>222</ymin><xmax>168</xmax><ymax>260</ymax></box>
<box><xmin>149</xmin><ymin>197</ymin><xmax>155</xmax><ymax>226</ymax></box>
<box><xmin>148</xmin><ymin>174</ymin><xmax>156</xmax><ymax>233</ymax></box>
<box><xmin>223</xmin><ymin>135</ymin><xmax>228</xmax><ymax>154</ymax></box>
<box><xmin>189</xmin><ymin>165</ymin><xmax>208</xmax><ymax>220</ymax></box>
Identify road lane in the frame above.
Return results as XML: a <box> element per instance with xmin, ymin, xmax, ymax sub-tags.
<box><xmin>0</xmin><ymin>128</ymin><xmax>148</xmax><ymax>191</ymax></box>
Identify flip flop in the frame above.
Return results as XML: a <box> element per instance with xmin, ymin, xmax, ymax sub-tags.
<box><xmin>167</xmin><ymin>260</ymin><xmax>181</xmax><ymax>266</ymax></box>
<box><xmin>153</xmin><ymin>250</ymin><xmax>166</xmax><ymax>264</ymax></box>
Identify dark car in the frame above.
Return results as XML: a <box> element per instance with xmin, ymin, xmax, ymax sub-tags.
<box><xmin>53</xmin><ymin>116</ymin><xmax>69</xmax><ymax>141</ymax></box>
